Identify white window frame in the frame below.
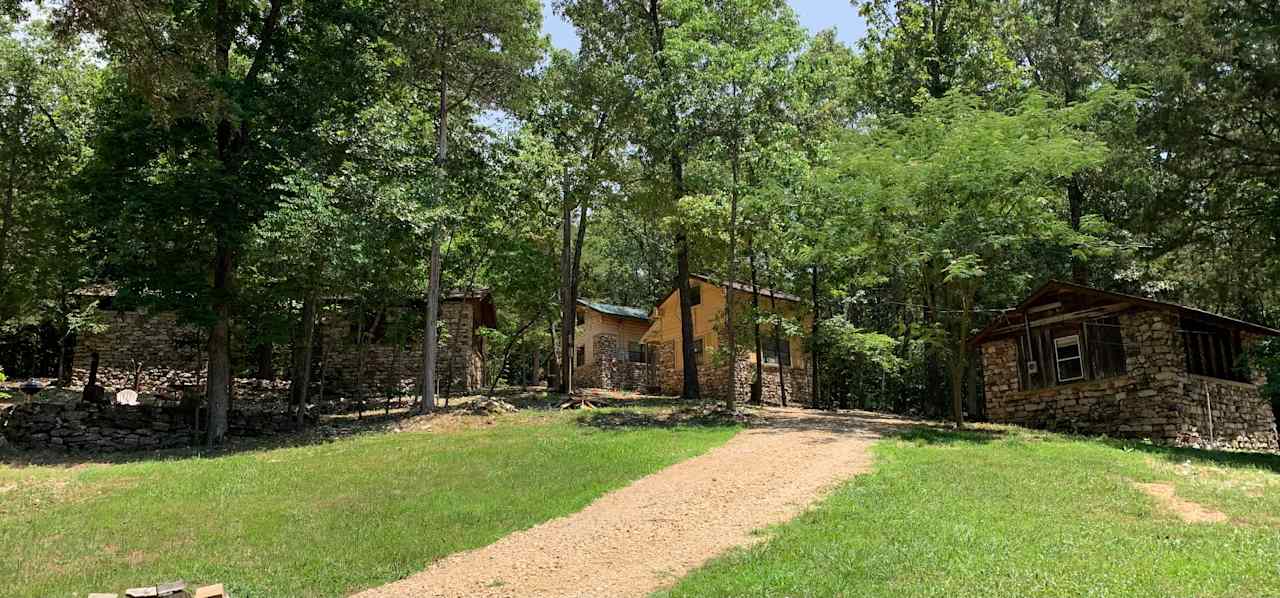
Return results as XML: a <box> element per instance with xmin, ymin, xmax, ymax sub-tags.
<box><xmin>1054</xmin><ymin>335</ymin><xmax>1085</xmax><ymax>383</ymax></box>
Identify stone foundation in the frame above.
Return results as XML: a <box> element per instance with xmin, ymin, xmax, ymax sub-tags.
<box><xmin>983</xmin><ymin>310</ymin><xmax>1278</xmax><ymax>451</ymax></box>
<box><xmin>702</xmin><ymin>356</ymin><xmax>811</xmax><ymax>407</ymax></box>
<box><xmin>572</xmin><ymin>333</ymin><xmax>659</xmax><ymax>392</ymax></box>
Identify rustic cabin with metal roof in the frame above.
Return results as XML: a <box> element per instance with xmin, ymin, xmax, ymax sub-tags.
<box><xmin>571</xmin><ymin>299</ymin><xmax>657</xmax><ymax>392</ymax></box>
<box><xmin>972</xmin><ymin>281</ymin><xmax>1279</xmax><ymax>450</ymax></box>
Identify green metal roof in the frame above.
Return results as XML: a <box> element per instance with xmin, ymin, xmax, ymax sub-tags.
<box><xmin>578</xmin><ymin>299</ymin><xmax>651</xmax><ymax>322</ymax></box>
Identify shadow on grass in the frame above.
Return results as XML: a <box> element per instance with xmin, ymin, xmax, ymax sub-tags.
<box><xmin>0</xmin><ymin>388</ymin><xmax>577</xmax><ymax>468</ymax></box>
<box><xmin>1102</xmin><ymin>438</ymin><xmax>1280</xmax><ymax>474</ymax></box>
<box><xmin>884</xmin><ymin>426</ymin><xmax>1010</xmax><ymax>446</ymax></box>
<box><xmin>575</xmin><ymin>408</ymin><xmax>745</xmax><ymax>431</ymax></box>
<box><xmin>0</xmin><ymin>408</ymin><xmax>435</xmax><ymax>468</ymax></box>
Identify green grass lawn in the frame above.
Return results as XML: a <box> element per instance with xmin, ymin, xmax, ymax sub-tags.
<box><xmin>657</xmin><ymin>427</ymin><xmax>1280</xmax><ymax>598</ymax></box>
<box><xmin>0</xmin><ymin>408</ymin><xmax>738</xmax><ymax>598</ymax></box>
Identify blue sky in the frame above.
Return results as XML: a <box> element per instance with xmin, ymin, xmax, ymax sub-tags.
<box><xmin>541</xmin><ymin>0</ymin><xmax>868</xmax><ymax>52</ymax></box>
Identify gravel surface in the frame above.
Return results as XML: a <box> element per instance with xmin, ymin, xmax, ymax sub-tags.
<box><xmin>353</xmin><ymin>408</ymin><xmax>917</xmax><ymax>598</ymax></box>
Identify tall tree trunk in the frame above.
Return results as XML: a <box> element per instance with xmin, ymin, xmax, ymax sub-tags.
<box><xmin>546</xmin><ymin>320</ymin><xmax>560</xmax><ymax>389</ymax></box>
<box><xmin>558</xmin><ymin>175</ymin><xmax>574</xmax><ymax>394</ymax></box>
<box><xmin>206</xmin><ymin>241</ymin><xmax>233</xmax><ymax>446</ymax></box>
<box><xmin>254</xmin><ymin>342</ymin><xmax>273</xmax><ymax>380</ymax></box>
<box><xmin>811</xmin><ymin>264</ymin><xmax>821</xmax><ymax>409</ymax></box>
<box><xmin>354</xmin><ymin>304</ymin><xmax>367</xmax><ymax>418</ymax></box>
<box><xmin>967</xmin><ymin>350</ymin><xmax>981</xmax><ymax>421</ymax></box>
<box><xmin>1068</xmin><ymin>174</ymin><xmax>1088</xmax><ymax>284</ymax></box>
<box><xmin>205</xmin><ymin>0</ymin><xmax>235</xmax><ymax>447</ymax></box>
<box><xmin>420</xmin><ymin>228</ymin><xmax>443</xmax><ymax>412</ymax></box>
<box><xmin>748</xmin><ymin>234</ymin><xmax>763</xmax><ymax>404</ymax></box>
<box><xmin>949</xmin><ymin>354</ymin><xmax>966</xmax><ymax>428</ymax></box>
<box><xmin>645</xmin><ymin>0</ymin><xmax>699</xmax><ymax>401</ymax></box>
<box><xmin>675</xmin><ymin>230</ymin><xmax>700</xmax><ymax>401</ymax></box>
<box><xmin>569</xmin><ymin>202</ymin><xmax>589</xmax><ymax>371</ymax></box>
<box><xmin>766</xmin><ymin>259</ymin><xmax>787</xmax><ymax>408</ymax></box>
<box><xmin>420</xmin><ymin>49</ymin><xmax>449</xmax><ymax>413</ymax></box>
<box><xmin>724</xmin><ymin>141</ymin><xmax>740</xmax><ymax>411</ymax></box>
<box><xmin>672</xmin><ymin>159</ymin><xmax>700</xmax><ymax>400</ymax></box>
<box><xmin>292</xmin><ymin>291</ymin><xmax>317</xmax><ymax>427</ymax></box>
<box><xmin>0</xmin><ymin>156</ymin><xmax>16</xmax><ymax>296</ymax></box>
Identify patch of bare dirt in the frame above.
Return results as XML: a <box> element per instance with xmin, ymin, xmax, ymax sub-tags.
<box><xmin>1134</xmin><ymin>482</ymin><xmax>1229</xmax><ymax>524</ymax></box>
<box><xmin>352</xmin><ymin>408</ymin><xmax>919</xmax><ymax>598</ymax></box>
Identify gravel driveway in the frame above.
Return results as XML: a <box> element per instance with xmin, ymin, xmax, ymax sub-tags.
<box><xmin>353</xmin><ymin>408</ymin><xmax>915</xmax><ymax>598</ymax></box>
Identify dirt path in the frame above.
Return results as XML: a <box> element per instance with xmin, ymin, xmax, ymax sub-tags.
<box><xmin>1134</xmin><ymin>482</ymin><xmax>1229</xmax><ymax>524</ymax></box>
<box><xmin>353</xmin><ymin>408</ymin><xmax>916</xmax><ymax>598</ymax></box>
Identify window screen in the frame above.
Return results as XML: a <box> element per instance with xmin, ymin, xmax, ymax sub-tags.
<box><xmin>1054</xmin><ymin>335</ymin><xmax>1084</xmax><ymax>382</ymax></box>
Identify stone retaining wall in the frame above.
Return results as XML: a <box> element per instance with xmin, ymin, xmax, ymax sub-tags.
<box><xmin>982</xmin><ymin>310</ymin><xmax>1278</xmax><ymax>451</ymax></box>
<box><xmin>0</xmin><ymin>398</ymin><xmax>306</xmax><ymax>452</ymax></box>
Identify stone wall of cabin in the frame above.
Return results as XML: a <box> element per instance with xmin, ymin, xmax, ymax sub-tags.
<box><xmin>71</xmin><ymin>311</ymin><xmax>207</xmax><ymax>392</ymax></box>
<box><xmin>71</xmin><ymin>301</ymin><xmax>485</xmax><ymax>403</ymax></box>
<box><xmin>701</xmin><ymin>354</ymin><xmax>811</xmax><ymax>407</ymax></box>
<box><xmin>652</xmin><ymin>333</ymin><xmax>812</xmax><ymax>405</ymax></box>
<box><xmin>572</xmin><ymin>333</ymin><xmax>658</xmax><ymax>392</ymax></box>
<box><xmin>983</xmin><ymin>310</ymin><xmax>1278</xmax><ymax>451</ymax></box>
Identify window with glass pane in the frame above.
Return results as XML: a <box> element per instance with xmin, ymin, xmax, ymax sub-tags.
<box><xmin>693</xmin><ymin>338</ymin><xmax>704</xmax><ymax>364</ymax></box>
<box><xmin>688</xmin><ymin>284</ymin><xmax>701</xmax><ymax>306</ymax></box>
<box><xmin>628</xmin><ymin>341</ymin><xmax>645</xmax><ymax>363</ymax></box>
<box><xmin>762</xmin><ymin>333</ymin><xmax>792</xmax><ymax>367</ymax></box>
<box><xmin>1054</xmin><ymin>335</ymin><xmax>1084</xmax><ymax>382</ymax></box>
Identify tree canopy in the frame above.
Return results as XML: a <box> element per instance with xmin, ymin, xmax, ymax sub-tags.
<box><xmin>3</xmin><ymin>0</ymin><xmax>1278</xmax><ymax>428</ymax></box>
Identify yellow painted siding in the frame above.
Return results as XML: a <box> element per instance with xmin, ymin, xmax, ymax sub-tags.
<box><xmin>643</xmin><ymin>278</ymin><xmax>809</xmax><ymax>372</ymax></box>
<box><xmin>576</xmin><ymin>306</ymin><xmax>651</xmax><ymax>364</ymax></box>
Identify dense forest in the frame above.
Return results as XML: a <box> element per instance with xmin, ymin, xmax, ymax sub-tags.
<box><xmin>1</xmin><ymin>0</ymin><xmax>1277</xmax><ymax>438</ymax></box>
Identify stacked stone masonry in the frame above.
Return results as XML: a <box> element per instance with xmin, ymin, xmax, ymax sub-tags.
<box><xmin>572</xmin><ymin>333</ymin><xmax>658</xmax><ymax>392</ymax></box>
<box><xmin>1</xmin><ymin>395</ymin><xmax>306</xmax><ymax>452</ymax></box>
<box><xmin>982</xmin><ymin>310</ymin><xmax>1279</xmax><ymax>451</ymax></box>
<box><xmin>70</xmin><ymin>301</ymin><xmax>486</xmax><ymax>404</ymax></box>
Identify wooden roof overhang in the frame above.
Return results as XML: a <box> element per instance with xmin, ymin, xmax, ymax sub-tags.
<box><xmin>969</xmin><ymin>280</ymin><xmax>1280</xmax><ymax>348</ymax></box>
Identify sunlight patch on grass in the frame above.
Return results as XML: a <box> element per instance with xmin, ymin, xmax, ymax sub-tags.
<box><xmin>0</xmin><ymin>408</ymin><xmax>738</xmax><ymax>598</ymax></box>
<box><xmin>657</xmin><ymin>427</ymin><xmax>1280</xmax><ymax>598</ymax></box>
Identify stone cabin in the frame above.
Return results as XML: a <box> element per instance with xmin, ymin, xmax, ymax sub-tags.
<box><xmin>643</xmin><ymin>274</ymin><xmax>812</xmax><ymax>406</ymax></box>
<box><xmin>70</xmin><ymin>289</ymin><xmax>497</xmax><ymax>400</ymax></box>
<box><xmin>571</xmin><ymin>299</ymin><xmax>657</xmax><ymax>392</ymax></box>
<box><xmin>973</xmin><ymin>280</ymin><xmax>1279</xmax><ymax>451</ymax></box>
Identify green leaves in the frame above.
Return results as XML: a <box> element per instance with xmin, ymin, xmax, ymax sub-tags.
<box><xmin>820</xmin><ymin>88</ymin><xmax>1120</xmax><ymax>364</ymax></box>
